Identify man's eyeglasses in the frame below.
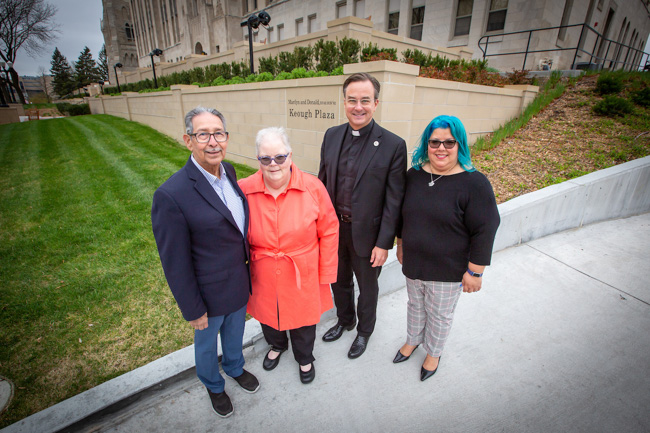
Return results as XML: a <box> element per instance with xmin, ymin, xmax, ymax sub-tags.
<box><xmin>345</xmin><ymin>98</ymin><xmax>374</xmax><ymax>107</ymax></box>
<box><xmin>428</xmin><ymin>139</ymin><xmax>457</xmax><ymax>149</ymax></box>
<box><xmin>257</xmin><ymin>154</ymin><xmax>289</xmax><ymax>166</ymax></box>
<box><xmin>190</xmin><ymin>131</ymin><xmax>229</xmax><ymax>143</ymax></box>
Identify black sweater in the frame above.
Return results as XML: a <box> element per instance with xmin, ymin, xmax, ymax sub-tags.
<box><xmin>397</xmin><ymin>168</ymin><xmax>500</xmax><ymax>282</ymax></box>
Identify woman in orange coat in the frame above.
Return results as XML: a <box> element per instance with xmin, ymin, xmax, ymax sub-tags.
<box><xmin>238</xmin><ymin>127</ymin><xmax>339</xmax><ymax>384</ymax></box>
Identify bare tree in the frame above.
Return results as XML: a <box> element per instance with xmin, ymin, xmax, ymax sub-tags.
<box><xmin>37</xmin><ymin>65</ymin><xmax>51</xmax><ymax>102</ymax></box>
<box><xmin>0</xmin><ymin>0</ymin><xmax>58</xmax><ymax>103</ymax></box>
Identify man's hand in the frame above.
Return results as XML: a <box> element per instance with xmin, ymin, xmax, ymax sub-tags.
<box><xmin>189</xmin><ymin>312</ymin><xmax>209</xmax><ymax>330</ymax></box>
<box><xmin>370</xmin><ymin>246</ymin><xmax>388</xmax><ymax>267</ymax></box>
<box><xmin>395</xmin><ymin>238</ymin><xmax>403</xmax><ymax>265</ymax></box>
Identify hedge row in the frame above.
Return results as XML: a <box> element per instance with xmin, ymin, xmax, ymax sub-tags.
<box><xmin>55</xmin><ymin>102</ymin><xmax>91</xmax><ymax>116</ymax></box>
<box><xmin>103</xmin><ymin>38</ymin><xmax>532</xmax><ymax>95</ymax></box>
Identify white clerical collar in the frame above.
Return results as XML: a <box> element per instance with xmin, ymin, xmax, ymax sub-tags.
<box><xmin>351</xmin><ymin>130</ymin><xmax>360</xmax><ymax>136</ymax></box>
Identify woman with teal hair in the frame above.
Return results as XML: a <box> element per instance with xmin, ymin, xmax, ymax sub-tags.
<box><xmin>393</xmin><ymin>115</ymin><xmax>500</xmax><ymax>381</ymax></box>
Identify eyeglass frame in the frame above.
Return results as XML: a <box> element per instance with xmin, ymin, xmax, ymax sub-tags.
<box><xmin>189</xmin><ymin>131</ymin><xmax>229</xmax><ymax>143</ymax></box>
<box><xmin>428</xmin><ymin>139</ymin><xmax>458</xmax><ymax>150</ymax></box>
<box><xmin>344</xmin><ymin>97</ymin><xmax>376</xmax><ymax>107</ymax></box>
<box><xmin>257</xmin><ymin>154</ymin><xmax>290</xmax><ymax>166</ymax></box>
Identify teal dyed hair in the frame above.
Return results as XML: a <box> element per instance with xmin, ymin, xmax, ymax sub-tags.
<box><xmin>411</xmin><ymin>115</ymin><xmax>475</xmax><ymax>172</ymax></box>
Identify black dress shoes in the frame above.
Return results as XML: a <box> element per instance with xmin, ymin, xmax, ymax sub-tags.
<box><xmin>322</xmin><ymin>320</ymin><xmax>356</xmax><ymax>342</ymax></box>
<box><xmin>262</xmin><ymin>348</ymin><xmax>287</xmax><ymax>371</ymax></box>
<box><xmin>393</xmin><ymin>345</ymin><xmax>418</xmax><ymax>363</ymax></box>
<box><xmin>347</xmin><ymin>335</ymin><xmax>369</xmax><ymax>359</ymax></box>
<box><xmin>299</xmin><ymin>363</ymin><xmax>315</xmax><ymax>384</ymax></box>
<box><xmin>420</xmin><ymin>357</ymin><xmax>441</xmax><ymax>382</ymax></box>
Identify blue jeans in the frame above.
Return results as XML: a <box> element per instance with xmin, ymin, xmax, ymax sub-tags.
<box><xmin>194</xmin><ymin>304</ymin><xmax>246</xmax><ymax>393</ymax></box>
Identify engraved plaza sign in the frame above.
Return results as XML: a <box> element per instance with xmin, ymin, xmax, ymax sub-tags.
<box><xmin>286</xmin><ymin>87</ymin><xmax>340</xmax><ymax>129</ymax></box>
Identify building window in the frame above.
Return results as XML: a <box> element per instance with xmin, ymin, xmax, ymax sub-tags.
<box><xmin>125</xmin><ymin>22</ymin><xmax>134</xmax><ymax>40</ymax></box>
<box><xmin>242</xmin><ymin>0</ymin><xmax>249</xmax><ymax>14</ymax></box>
<box><xmin>387</xmin><ymin>0</ymin><xmax>399</xmax><ymax>35</ymax></box>
<box><xmin>410</xmin><ymin>1</ymin><xmax>425</xmax><ymax>41</ymax></box>
<box><xmin>336</xmin><ymin>1</ymin><xmax>347</xmax><ymax>18</ymax></box>
<box><xmin>454</xmin><ymin>0</ymin><xmax>473</xmax><ymax>37</ymax></box>
<box><xmin>277</xmin><ymin>23</ymin><xmax>284</xmax><ymax>41</ymax></box>
<box><xmin>295</xmin><ymin>18</ymin><xmax>304</xmax><ymax>36</ymax></box>
<box><xmin>354</xmin><ymin>0</ymin><xmax>365</xmax><ymax>18</ymax></box>
<box><xmin>215</xmin><ymin>45</ymin><xmax>220</xmax><ymax>53</ymax></box>
<box><xmin>266</xmin><ymin>26</ymin><xmax>273</xmax><ymax>43</ymax></box>
<box><xmin>308</xmin><ymin>14</ymin><xmax>318</xmax><ymax>33</ymax></box>
<box><xmin>486</xmin><ymin>0</ymin><xmax>508</xmax><ymax>32</ymax></box>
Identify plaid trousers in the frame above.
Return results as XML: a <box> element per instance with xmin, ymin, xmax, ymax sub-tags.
<box><xmin>405</xmin><ymin>277</ymin><xmax>463</xmax><ymax>357</ymax></box>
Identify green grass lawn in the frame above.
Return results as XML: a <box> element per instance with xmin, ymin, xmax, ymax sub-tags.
<box><xmin>0</xmin><ymin>114</ymin><xmax>256</xmax><ymax>427</ymax></box>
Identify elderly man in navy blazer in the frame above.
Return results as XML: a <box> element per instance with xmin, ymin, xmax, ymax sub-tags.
<box><xmin>319</xmin><ymin>73</ymin><xmax>407</xmax><ymax>359</ymax></box>
<box><xmin>152</xmin><ymin>106</ymin><xmax>259</xmax><ymax>418</ymax></box>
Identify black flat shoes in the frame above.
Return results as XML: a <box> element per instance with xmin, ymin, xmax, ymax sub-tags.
<box><xmin>299</xmin><ymin>363</ymin><xmax>315</xmax><ymax>384</ymax></box>
<box><xmin>262</xmin><ymin>348</ymin><xmax>287</xmax><ymax>371</ymax></box>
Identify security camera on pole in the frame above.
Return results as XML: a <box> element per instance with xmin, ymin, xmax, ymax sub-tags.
<box><xmin>113</xmin><ymin>63</ymin><xmax>123</xmax><ymax>93</ymax></box>
<box><xmin>240</xmin><ymin>11</ymin><xmax>271</xmax><ymax>74</ymax></box>
<box><xmin>148</xmin><ymin>49</ymin><xmax>163</xmax><ymax>88</ymax></box>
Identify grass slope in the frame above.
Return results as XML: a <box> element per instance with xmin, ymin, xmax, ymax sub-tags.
<box><xmin>0</xmin><ymin>114</ymin><xmax>255</xmax><ymax>427</ymax></box>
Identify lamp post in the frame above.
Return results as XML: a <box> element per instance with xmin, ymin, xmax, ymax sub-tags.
<box><xmin>149</xmin><ymin>48</ymin><xmax>163</xmax><ymax>88</ymax></box>
<box><xmin>113</xmin><ymin>62</ymin><xmax>123</xmax><ymax>93</ymax></box>
<box><xmin>240</xmin><ymin>11</ymin><xmax>271</xmax><ymax>74</ymax></box>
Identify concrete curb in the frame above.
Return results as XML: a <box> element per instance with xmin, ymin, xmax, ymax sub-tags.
<box><xmin>493</xmin><ymin>155</ymin><xmax>650</xmax><ymax>251</ymax></box>
<box><xmin>3</xmin><ymin>155</ymin><xmax>649</xmax><ymax>433</ymax></box>
<box><xmin>0</xmin><ymin>376</ymin><xmax>13</xmax><ymax>417</ymax></box>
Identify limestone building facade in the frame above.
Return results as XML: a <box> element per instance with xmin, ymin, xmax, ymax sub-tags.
<box><xmin>102</xmin><ymin>0</ymin><xmax>650</xmax><ymax>78</ymax></box>
<box><xmin>101</xmin><ymin>0</ymin><xmax>139</xmax><ymax>85</ymax></box>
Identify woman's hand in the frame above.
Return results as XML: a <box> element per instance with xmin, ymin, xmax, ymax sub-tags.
<box><xmin>461</xmin><ymin>272</ymin><xmax>482</xmax><ymax>293</ymax></box>
<box><xmin>462</xmin><ymin>262</ymin><xmax>486</xmax><ymax>293</ymax></box>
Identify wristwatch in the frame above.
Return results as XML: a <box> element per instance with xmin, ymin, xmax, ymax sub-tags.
<box><xmin>466</xmin><ymin>269</ymin><xmax>483</xmax><ymax>278</ymax></box>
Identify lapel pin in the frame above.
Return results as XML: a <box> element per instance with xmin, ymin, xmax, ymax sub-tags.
<box><xmin>373</xmin><ymin>141</ymin><xmax>379</xmax><ymax>147</ymax></box>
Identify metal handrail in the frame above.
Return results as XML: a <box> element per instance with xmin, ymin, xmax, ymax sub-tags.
<box><xmin>477</xmin><ymin>23</ymin><xmax>649</xmax><ymax>71</ymax></box>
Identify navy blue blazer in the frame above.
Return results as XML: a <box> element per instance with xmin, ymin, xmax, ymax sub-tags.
<box><xmin>151</xmin><ymin>157</ymin><xmax>251</xmax><ymax>321</ymax></box>
<box><xmin>318</xmin><ymin>121</ymin><xmax>407</xmax><ymax>257</ymax></box>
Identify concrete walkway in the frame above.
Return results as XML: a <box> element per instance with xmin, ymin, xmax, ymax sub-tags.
<box><xmin>55</xmin><ymin>213</ymin><xmax>650</xmax><ymax>433</ymax></box>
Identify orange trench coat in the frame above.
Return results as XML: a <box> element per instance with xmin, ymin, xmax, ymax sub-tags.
<box><xmin>238</xmin><ymin>164</ymin><xmax>339</xmax><ymax>331</ymax></box>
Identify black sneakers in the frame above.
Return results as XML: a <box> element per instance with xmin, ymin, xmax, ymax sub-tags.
<box><xmin>231</xmin><ymin>369</ymin><xmax>260</xmax><ymax>393</ymax></box>
<box><xmin>207</xmin><ymin>389</ymin><xmax>233</xmax><ymax>418</ymax></box>
<box><xmin>207</xmin><ymin>370</ymin><xmax>259</xmax><ymax>418</ymax></box>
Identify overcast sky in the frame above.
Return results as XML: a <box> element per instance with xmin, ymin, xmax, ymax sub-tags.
<box><xmin>14</xmin><ymin>0</ymin><xmax>105</xmax><ymax>77</ymax></box>
<box><xmin>11</xmin><ymin>1</ymin><xmax>650</xmax><ymax>76</ymax></box>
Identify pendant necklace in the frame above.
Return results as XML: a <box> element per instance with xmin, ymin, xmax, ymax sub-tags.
<box><xmin>428</xmin><ymin>172</ymin><xmax>443</xmax><ymax>187</ymax></box>
<box><xmin>429</xmin><ymin>173</ymin><xmax>444</xmax><ymax>186</ymax></box>
<box><xmin>428</xmin><ymin>162</ymin><xmax>456</xmax><ymax>187</ymax></box>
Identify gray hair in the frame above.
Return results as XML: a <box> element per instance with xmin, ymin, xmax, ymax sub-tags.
<box><xmin>255</xmin><ymin>127</ymin><xmax>292</xmax><ymax>155</ymax></box>
<box><xmin>184</xmin><ymin>106</ymin><xmax>227</xmax><ymax>134</ymax></box>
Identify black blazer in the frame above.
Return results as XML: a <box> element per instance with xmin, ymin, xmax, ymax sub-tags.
<box><xmin>151</xmin><ymin>157</ymin><xmax>251</xmax><ymax>321</ymax></box>
<box><xmin>318</xmin><ymin>121</ymin><xmax>407</xmax><ymax>257</ymax></box>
